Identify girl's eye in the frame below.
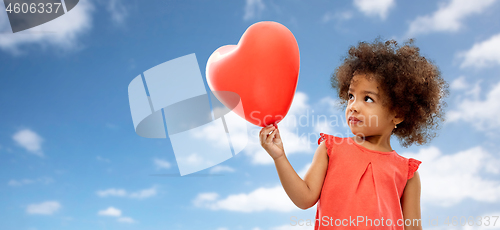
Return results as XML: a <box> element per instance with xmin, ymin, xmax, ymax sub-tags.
<box><xmin>347</xmin><ymin>93</ymin><xmax>374</xmax><ymax>102</ymax></box>
<box><xmin>365</xmin><ymin>96</ymin><xmax>374</xmax><ymax>103</ymax></box>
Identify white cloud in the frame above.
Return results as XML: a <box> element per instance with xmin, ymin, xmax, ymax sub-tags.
<box><xmin>98</xmin><ymin>207</ymin><xmax>122</xmax><ymax>217</ymax></box>
<box><xmin>96</xmin><ymin>186</ymin><xmax>157</xmax><ymax>199</ymax></box>
<box><xmin>175</xmin><ymin>152</ymin><xmax>214</xmax><ymax>171</ymax></box>
<box><xmin>209</xmin><ymin>165</ymin><xmax>236</xmax><ymax>174</ymax></box>
<box><xmin>193</xmin><ymin>192</ymin><xmax>219</xmax><ymax>206</ymax></box>
<box><xmin>313</xmin><ymin>119</ymin><xmax>335</xmax><ymax>137</ymax></box>
<box><xmin>286</xmin><ymin>92</ymin><xmax>310</xmax><ymax>117</ymax></box>
<box><xmin>353</xmin><ymin>0</ymin><xmax>395</xmax><ymax>20</ymax></box>
<box><xmin>450</xmin><ymin>76</ymin><xmax>468</xmax><ymax>90</ymax></box>
<box><xmin>9</xmin><ymin>179</ymin><xmax>34</xmax><ymax>186</ymax></box>
<box><xmin>128</xmin><ymin>187</ymin><xmax>157</xmax><ymax>199</ymax></box>
<box><xmin>96</xmin><ymin>188</ymin><xmax>127</xmax><ymax>197</ymax></box>
<box><xmin>193</xmin><ymin>185</ymin><xmax>297</xmax><ymax>212</ymax></box>
<box><xmin>8</xmin><ymin>177</ymin><xmax>54</xmax><ymax>186</ymax></box>
<box><xmin>318</xmin><ymin>96</ymin><xmax>343</xmax><ymax>116</ymax></box>
<box><xmin>401</xmin><ymin>146</ymin><xmax>500</xmax><ymax>207</ymax></box>
<box><xmin>0</xmin><ymin>0</ymin><xmax>94</xmax><ymax>55</ymax></box>
<box><xmin>117</xmin><ymin>217</ymin><xmax>136</xmax><ymax>223</ymax></box>
<box><xmin>459</xmin><ymin>33</ymin><xmax>500</xmax><ymax>68</ymax></box>
<box><xmin>153</xmin><ymin>158</ymin><xmax>171</xmax><ymax>169</ymax></box>
<box><xmin>26</xmin><ymin>201</ymin><xmax>61</xmax><ymax>215</ymax></box>
<box><xmin>450</xmin><ymin>76</ymin><xmax>481</xmax><ymax>100</ymax></box>
<box><xmin>447</xmin><ymin>80</ymin><xmax>500</xmax><ymax>130</ymax></box>
<box><xmin>243</xmin><ymin>0</ymin><xmax>265</xmax><ymax>21</ymax></box>
<box><xmin>191</xmin><ymin>116</ymin><xmax>244</xmax><ymax>153</ymax></box>
<box><xmin>12</xmin><ymin>129</ymin><xmax>44</xmax><ymax>157</ymax></box>
<box><xmin>106</xmin><ymin>0</ymin><xmax>128</xmax><ymax>25</ymax></box>
<box><xmin>98</xmin><ymin>207</ymin><xmax>136</xmax><ymax>224</ymax></box>
<box><xmin>190</xmin><ymin>102</ymin><xmax>250</xmax><ymax>158</ymax></box>
<box><xmin>406</xmin><ymin>0</ymin><xmax>497</xmax><ymax>36</ymax></box>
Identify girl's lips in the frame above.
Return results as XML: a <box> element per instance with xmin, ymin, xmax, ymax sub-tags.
<box><xmin>348</xmin><ymin>116</ymin><xmax>362</xmax><ymax>125</ymax></box>
<box><xmin>348</xmin><ymin>116</ymin><xmax>361</xmax><ymax>122</ymax></box>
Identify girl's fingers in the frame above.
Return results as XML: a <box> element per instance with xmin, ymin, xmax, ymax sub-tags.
<box><xmin>266</xmin><ymin>128</ymin><xmax>277</xmax><ymax>143</ymax></box>
<box><xmin>260</xmin><ymin>129</ymin><xmax>268</xmax><ymax>143</ymax></box>
<box><xmin>259</xmin><ymin>125</ymin><xmax>272</xmax><ymax>137</ymax></box>
<box><xmin>260</xmin><ymin>125</ymin><xmax>274</xmax><ymax>134</ymax></box>
<box><xmin>259</xmin><ymin>129</ymin><xmax>265</xmax><ymax>143</ymax></box>
<box><xmin>275</xmin><ymin>127</ymin><xmax>281</xmax><ymax>139</ymax></box>
<box><xmin>260</xmin><ymin>126</ymin><xmax>272</xmax><ymax>141</ymax></box>
<box><xmin>265</xmin><ymin>126</ymin><xmax>275</xmax><ymax>134</ymax></box>
<box><xmin>260</xmin><ymin>125</ymin><xmax>277</xmax><ymax>146</ymax></box>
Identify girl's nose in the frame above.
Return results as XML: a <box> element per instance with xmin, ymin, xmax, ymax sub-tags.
<box><xmin>349</xmin><ymin>100</ymin><xmax>359</xmax><ymax>113</ymax></box>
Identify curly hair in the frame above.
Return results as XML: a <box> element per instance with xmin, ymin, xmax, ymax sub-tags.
<box><xmin>331</xmin><ymin>38</ymin><xmax>449</xmax><ymax>147</ymax></box>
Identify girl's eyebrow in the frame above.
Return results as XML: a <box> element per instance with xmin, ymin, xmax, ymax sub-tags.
<box><xmin>348</xmin><ymin>88</ymin><xmax>379</xmax><ymax>97</ymax></box>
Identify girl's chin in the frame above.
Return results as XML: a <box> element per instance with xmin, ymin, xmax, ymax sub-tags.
<box><xmin>350</xmin><ymin>130</ymin><xmax>369</xmax><ymax>137</ymax></box>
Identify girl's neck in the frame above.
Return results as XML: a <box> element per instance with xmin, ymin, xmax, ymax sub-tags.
<box><xmin>352</xmin><ymin>134</ymin><xmax>393</xmax><ymax>152</ymax></box>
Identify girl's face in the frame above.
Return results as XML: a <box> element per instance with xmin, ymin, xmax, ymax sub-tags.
<box><xmin>345</xmin><ymin>73</ymin><xmax>399</xmax><ymax>137</ymax></box>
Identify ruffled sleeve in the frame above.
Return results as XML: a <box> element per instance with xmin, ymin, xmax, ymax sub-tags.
<box><xmin>318</xmin><ymin>133</ymin><xmax>327</xmax><ymax>145</ymax></box>
<box><xmin>407</xmin><ymin>158</ymin><xmax>422</xmax><ymax>180</ymax></box>
<box><xmin>318</xmin><ymin>133</ymin><xmax>333</xmax><ymax>156</ymax></box>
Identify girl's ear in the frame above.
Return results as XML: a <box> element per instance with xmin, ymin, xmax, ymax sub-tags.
<box><xmin>393</xmin><ymin>115</ymin><xmax>404</xmax><ymax>126</ymax></box>
<box><xmin>391</xmin><ymin>111</ymin><xmax>404</xmax><ymax>125</ymax></box>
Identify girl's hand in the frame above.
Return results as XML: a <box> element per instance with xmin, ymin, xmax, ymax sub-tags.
<box><xmin>259</xmin><ymin>124</ymin><xmax>285</xmax><ymax>160</ymax></box>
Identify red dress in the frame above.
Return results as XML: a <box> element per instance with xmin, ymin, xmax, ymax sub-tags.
<box><xmin>314</xmin><ymin>133</ymin><xmax>421</xmax><ymax>229</ymax></box>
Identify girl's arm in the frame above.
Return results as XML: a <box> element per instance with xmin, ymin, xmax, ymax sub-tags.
<box><xmin>274</xmin><ymin>141</ymin><xmax>329</xmax><ymax>209</ymax></box>
<box><xmin>260</xmin><ymin>125</ymin><xmax>328</xmax><ymax>210</ymax></box>
<box><xmin>401</xmin><ymin>171</ymin><xmax>423</xmax><ymax>230</ymax></box>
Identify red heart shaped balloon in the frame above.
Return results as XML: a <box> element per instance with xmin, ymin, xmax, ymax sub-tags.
<box><xmin>206</xmin><ymin>21</ymin><xmax>300</xmax><ymax>127</ymax></box>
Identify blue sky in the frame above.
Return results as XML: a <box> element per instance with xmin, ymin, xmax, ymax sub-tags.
<box><xmin>1</xmin><ymin>0</ymin><xmax>500</xmax><ymax>229</ymax></box>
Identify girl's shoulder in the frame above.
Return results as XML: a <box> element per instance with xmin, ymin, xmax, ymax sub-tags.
<box><xmin>391</xmin><ymin>154</ymin><xmax>422</xmax><ymax>180</ymax></box>
<box><xmin>390</xmin><ymin>151</ymin><xmax>422</xmax><ymax>180</ymax></box>
<box><xmin>317</xmin><ymin>133</ymin><xmax>348</xmax><ymax>157</ymax></box>
<box><xmin>317</xmin><ymin>133</ymin><xmax>346</xmax><ymax>147</ymax></box>
<box><xmin>390</xmin><ymin>153</ymin><xmax>422</xmax><ymax>180</ymax></box>
<box><xmin>407</xmin><ymin>158</ymin><xmax>422</xmax><ymax>180</ymax></box>
<box><xmin>318</xmin><ymin>133</ymin><xmax>341</xmax><ymax>145</ymax></box>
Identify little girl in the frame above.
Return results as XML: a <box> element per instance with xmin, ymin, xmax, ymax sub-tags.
<box><xmin>259</xmin><ymin>39</ymin><xmax>448</xmax><ymax>230</ymax></box>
